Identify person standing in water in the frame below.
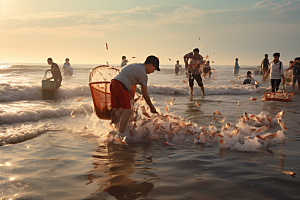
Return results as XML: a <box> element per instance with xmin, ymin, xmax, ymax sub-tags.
<box><xmin>174</xmin><ymin>60</ymin><xmax>182</xmax><ymax>74</ymax></box>
<box><xmin>46</xmin><ymin>58</ymin><xmax>62</xmax><ymax>90</ymax></box>
<box><xmin>285</xmin><ymin>57</ymin><xmax>300</xmax><ymax>91</ymax></box>
<box><xmin>203</xmin><ymin>61</ymin><xmax>212</xmax><ymax>78</ymax></box>
<box><xmin>265</xmin><ymin>52</ymin><xmax>284</xmax><ymax>92</ymax></box>
<box><xmin>121</xmin><ymin>56</ymin><xmax>128</xmax><ymax>68</ymax></box>
<box><xmin>183</xmin><ymin>48</ymin><xmax>206</xmax><ymax>96</ymax></box>
<box><xmin>110</xmin><ymin>55</ymin><xmax>160</xmax><ymax>135</ymax></box>
<box><xmin>63</xmin><ymin>58</ymin><xmax>73</xmax><ymax>76</ymax></box>
<box><xmin>261</xmin><ymin>54</ymin><xmax>269</xmax><ymax>78</ymax></box>
<box><xmin>233</xmin><ymin>58</ymin><xmax>240</xmax><ymax>74</ymax></box>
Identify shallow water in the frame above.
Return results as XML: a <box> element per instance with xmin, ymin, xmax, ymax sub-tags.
<box><xmin>1</xmin><ymin>63</ymin><xmax>300</xmax><ymax>199</ymax></box>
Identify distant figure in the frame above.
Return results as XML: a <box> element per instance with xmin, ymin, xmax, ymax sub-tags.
<box><xmin>174</xmin><ymin>60</ymin><xmax>182</xmax><ymax>74</ymax></box>
<box><xmin>261</xmin><ymin>54</ymin><xmax>269</xmax><ymax>77</ymax></box>
<box><xmin>46</xmin><ymin>58</ymin><xmax>62</xmax><ymax>89</ymax></box>
<box><xmin>63</xmin><ymin>58</ymin><xmax>73</xmax><ymax>76</ymax></box>
<box><xmin>242</xmin><ymin>71</ymin><xmax>254</xmax><ymax>84</ymax></box>
<box><xmin>121</xmin><ymin>56</ymin><xmax>128</xmax><ymax>68</ymax></box>
<box><xmin>233</xmin><ymin>58</ymin><xmax>240</xmax><ymax>74</ymax></box>
<box><xmin>286</xmin><ymin>57</ymin><xmax>300</xmax><ymax>91</ymax></box>
<box><xmin>265</xmin><ymin>53</ymin><xmax>284</xmax><ymax>92</ymax></box>
<box><xmin>203</xmin><ymin>61</ymin><xmax>212</xmax><ymax>78</ymax></box>
<box><xmin>183</xmin><ymin>48</ymin><xmax>206</xmax><ymax>96</ymax></box>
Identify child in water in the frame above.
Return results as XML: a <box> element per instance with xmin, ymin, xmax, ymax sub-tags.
<box><xmin>63</xmin><ymin>58</ymin><xmax>73</xmax><ymax>76</ymax></box>
<box><xmin>242</xmin><ymin>71</ymin><xmax>254</xmax><ymax>84</ymax></box>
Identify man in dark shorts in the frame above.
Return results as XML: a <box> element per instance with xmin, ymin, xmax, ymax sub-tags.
<box><xmin>183</xmin><ymin>48</ymin><xmax>206</xmax><ymax>96</ymax></box>
<box><xmin>286</xmin><ymin>57</ymin><xmax>300</xmax><ymax>91</ymax></box>
<box><xmin>46</xmin><ymin>58</ymin><xmax>62</xmax><ymax>90</ymax></box>
<box><xmin>110</xmin><ymin>55</ymin><xmax>160</xmax><ymax>135</ymax></box>
<box><xmin>261</xmin><ymin>54</ymin><xmax>269</xmax><ymax>78</ymax></box>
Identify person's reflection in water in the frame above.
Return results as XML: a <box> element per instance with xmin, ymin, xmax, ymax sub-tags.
<box><xmin>185</xmin><ymin>96</ymin><xmax>203</xmax><ymax>122</ymax></box>
<box><xmin>89</xmin><ymin>143</ymin><xmax>155</xmax><ymax>200</ymax></box>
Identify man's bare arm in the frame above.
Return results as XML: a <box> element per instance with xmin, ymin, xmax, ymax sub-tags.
<box><xmin>183</xmin><ymin>55</ymin><xmax>188</xmax><ymax>66</ymax></box>
<box><xmin>141</xmin><ymin>85</ymin><xmax>157</xmax><ymax>113</ymax></box>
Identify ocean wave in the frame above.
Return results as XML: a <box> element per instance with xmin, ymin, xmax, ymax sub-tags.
<box><xmin>147</xmin><ymin>84</ymin><xmax>271</xmax><ymax>95</ymax></box>
<box><xmin>0</xmin><ymin>83</ymin><xmax>91</xmax><ymax>102</ymax></box>
<box><xmin>0</xmin><ymin>123</ymin><xmax>59</xmax><ymax>146</ymax></box>
<box><xmin>0</xmin><ymin>102</ymin><xmax>93</xmax><ymax>125</ymax></box>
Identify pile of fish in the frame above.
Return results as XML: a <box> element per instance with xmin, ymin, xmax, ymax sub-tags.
<box><xmin>100</xmin><ymin>95</ymin><xmax>287</xmax><ymax>152</ymax></box>
<box><xmin>262</xmin><ymin>92</ymin><xmax>294</xmax><ymax>101</ymax></box>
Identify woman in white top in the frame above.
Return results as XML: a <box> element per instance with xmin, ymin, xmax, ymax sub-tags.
<box><xmin>264</xmin><ymin>52</ymin><xmax>285</xmax><ymax>92</ymax></box>
<box><xmin>63</xmin><ymin>58</ymin><xmax>73</xmax><ymax>76</ymax></box>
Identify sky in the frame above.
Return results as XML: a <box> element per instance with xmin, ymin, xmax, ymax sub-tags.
<box><xmin>0</xmin><ymin>0</ymin><xmax>299</xmax><ymax>65</ymax></box>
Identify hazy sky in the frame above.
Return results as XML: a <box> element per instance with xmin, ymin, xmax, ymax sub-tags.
<box><xmin>0</xmin><ymin>0</ymin><xmax>299</xmax><ymax>65</ymax></box>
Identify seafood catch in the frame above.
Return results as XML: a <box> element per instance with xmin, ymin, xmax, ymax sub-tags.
<box><xmin>103</xmin><ymin>94</ymin><xmax>287</xmax><ymax>152</ymax></box>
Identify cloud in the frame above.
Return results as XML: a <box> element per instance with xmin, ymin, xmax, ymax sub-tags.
<box><xmin>1</xmin><ymin>2</ymin><xmax>300</xmax><ymax>37</ymax></box>
<box><xmin>0</xmin><ymin>25</ymin><xmax>105</xmax><ymax>38</ymax></box>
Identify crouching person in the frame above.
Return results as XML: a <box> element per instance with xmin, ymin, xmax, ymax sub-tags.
<box><xmin>110</xmin><ymin>55</ymin><xmax>160</xmax><ymax>134</ymax></box>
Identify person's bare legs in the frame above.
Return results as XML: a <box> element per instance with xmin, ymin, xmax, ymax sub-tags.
<box><xmin>293</xmin><ymin>83</ymin><xmax>295</xmax><ymax>91</ymax></box>
<box><xmin>190</xmin><ymin>86</ymin><xmax>193</xmax><ymax>96</ymax></box>
<box><xmin>119</xmin><ymin>109</ymin><xmax>131</xmax><ymax>133</ymax></box>
<box><xmin>201</xmin><ymin>86</ymin><xmax>206</xmax><ymax>96</ymax></box>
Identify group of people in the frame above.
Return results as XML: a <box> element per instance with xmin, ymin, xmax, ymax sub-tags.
<box><xmin>95</xmin><ymin>49</ymin><xmax>300</xmax><ymax>136</ymax></box>
<box><xmin>260</xmin><ymin>53</ymin><xmax>300</xmax><ymax>92</ymax></box>
<box><xmin>46</xmin><ymin>58</ymin><xmax>73</xmax><ymax>91</ymax></box>
<box><xmin>234</xmin><ymin>53</ymin><xmax>300</xmax><ymax>92</ymax></box>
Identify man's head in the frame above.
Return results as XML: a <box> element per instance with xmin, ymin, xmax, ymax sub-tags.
<box><xmin>47</xmin><ymin>58</ymin><xmax>53</xmax><ymax>65</ymax></box>
<box><xmin>65</xmin><ymin>58</ymin><xmax>69</xmax><ymax>63</ymax></box>
<box><xmin>290</xmin><ymin>60</ymin><xmax>294</xmax><ymax>64</ymax></box>
<box><xmin>265</xmin><ymin>54</ymin><xmax>268</xmax><ymax>58</ymax></box>
<box><xmin>193</xmin><ymin>48</ymin><xmax>200</xmax><ymax>56</ymax></box>
<box><xmin>247</xmin><ymin>71</ymin><xmax>251</xmax><ymax>76</ymax></box>
<box><xmin>295</xmin><ymin>57</ymin><xmax>300</xmax><ymax>63</ymax></box>
<box><xmin>144</xmin><ymin>55</ymin><xmax>160</xmax><ymax>74</ymax></box>
<box><xmin>122</xmin><ymin>56</ymin><xmax>126</xmax><ymax>60</ymax></box>
<box><xmin>207</xmin><ymin>61</ymin><xmax>210</xmax><ymax>65</ymax></box>
<box><xmin>235</xmin><ymin>58</ymin><xmax>239</xmax><ymax>61</ymax></box>
<box><xmin>273</xmin><ymin>52</ymin><xmax>280</xmax><ymax>62</ymax></box>
<box><xmin>176</xmin><ymin>60</ymin><xmax>179</xmax><ymax>64</ymax></box>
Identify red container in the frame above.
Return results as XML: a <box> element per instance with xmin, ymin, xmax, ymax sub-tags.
<box><xmin>89</xmin><ymin>65</ymin><xmax>136</xmax><ymax>120</ymax></box>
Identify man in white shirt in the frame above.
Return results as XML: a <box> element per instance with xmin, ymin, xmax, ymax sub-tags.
<box><xmin>110</xmin><ymin>55</ymin><xmax>160</xmax><ymax>134</ymax></box>
<box><xmin>174</xmin><ymin>60</ymin><xmax>182</xmax><ymax>74</ymax></box>
<box><xmin>264</xmin><ymin>52</ymin><xmax>285</xmax><ymax>92</ymax></box>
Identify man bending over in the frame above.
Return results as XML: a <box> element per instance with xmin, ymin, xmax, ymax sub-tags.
<box><xmin>110</xmin><ymin>55</ymin><xmax>160</xmax><ymax>134</ymax></box>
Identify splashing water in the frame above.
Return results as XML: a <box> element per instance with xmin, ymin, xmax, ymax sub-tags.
<box><xmin>97</xmin><ymin>94</ymin><xmax>286</xmax><ymax>152</ymax></box>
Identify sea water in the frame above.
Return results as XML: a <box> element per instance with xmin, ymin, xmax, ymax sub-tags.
<box><xmin>1</xmin><ymin>63</ymin><xmax>300</xmax><ymax>199</ymax></box>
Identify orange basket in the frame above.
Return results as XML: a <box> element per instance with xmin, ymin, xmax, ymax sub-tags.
<box><xmin>262</xmin><ymin>92</ymin><xmax>294</xmax><ymax>101</ymax></box>
<box><xmin>89</xmin><ymin>65</ymin><xmax>136</xmax><ymax>120</ymax></box>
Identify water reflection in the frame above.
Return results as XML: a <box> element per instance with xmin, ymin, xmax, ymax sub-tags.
<box><xmin>217</xmin><ymin>143</ymin><xmax>286</xmax><ymax>173</ymax></box>
<box><xmin>88</xmin><ymin>143</ymin><xmax>156</xmax><ymax>199</ymax></box>
<box><xmin>185</xmin><ymin>96</ymin><xmax>203</xmax><ymax>121</ymax></box>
